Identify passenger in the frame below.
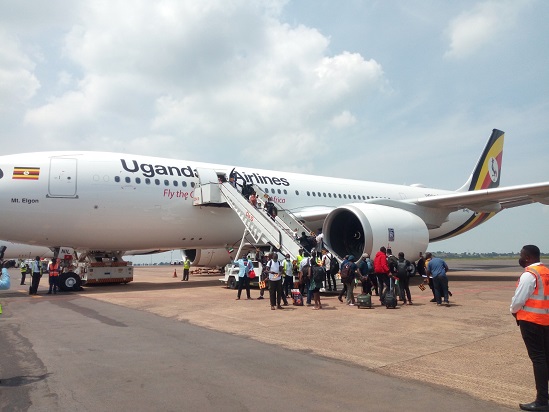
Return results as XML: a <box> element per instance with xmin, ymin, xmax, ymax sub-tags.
<box><xmin>344</xmin><ymin>255</ymin><xmax>357</xmax><ymax>306</ymax></box>
<box><xmin>1</xmin><ymin>260</ymin><xmax>14</xmax><ymax>290</ymax></box>
<box><xmin>321</xmin><ymin>249</ymin><xmax>333</xmax><ymax>291</ymax></box>
<box><xmin>266</xmin><ymin>253</ymin><xmax>284</xmax><ymax>310</ymax></box>
<box><xmin>299</xmin><ymin>254</ymin><xmax>312</xmax><ymax>303</ymax></box>
<box><xmin>233</xmin><ymin>255</ymin><xmax>253</xmax><ymax>300</ymax></box>
<box><xmin>357</xmin><ymin>253</ymin><xmax>373</xmax><ymax>295</ymax></box>
<box><xmin>386</xmin><ymin>248</ymin><xmax>399</xmax><ymax>299</ymax></box>
<box><xmin>29</xmin><ymin>256</ymin><xmax>42</xmax><ymax>295</ymax></box>
<box><xmin>182</xmin><ymin>256</ymin><xmax>191</xmax><ymax>281</ymax></box>
<box><xmin>47</xmin><ymin>257</ymin><xmax>60</xmax><ymax>295</ymax></box>
<box><xmin>309</xmin><ymin>258</ymin><xmax>323</xmax><ymax>310</ymax></box>
<box><xmin>425</xmin><ymin>252</ymin><xmax>450</xmax><ymax>306</ymax></box>
<box><xmin>315</xmin><ymin>229</ymin><xmax>323</xmax><ymax>256</ymax></box>
<box><xmin>423</xmin><ymin>253</ymin><xmax>436</xmax><ymax>302</ymax></box>
<box><xmin>19</xmin><ymin>260</ymin><xmax>28</xmax><ymax>285</ymax></box>
<box><xmin>264</xmin><ymin>197</ymin><xmax>277</xmax><ymax>221</ymax></box>
<box><xmin>282</xmin><ymin>254</ymin><xmax>293</xmax><ymax>298</ymax></box>
<box><xmin>249</xmin><ymin>191</ymin><xmax>258</xmax><ymax>208</ymax></box>
<box><xmin>396</xmin><ymin>252</ymin><xmax>413</xmax><ymax>305</ymax></box>
<box><xmin>298</xmin><ymin>232</ymin><xmax>313</xmax><ymax>255</ymax></box>
<box><xmin>374</xmin><ymin>247</ymin><xmax>390</xmax><ymax>300</ymax></box>
<box><xmin>338</xmin><ymin>255</ymin><xmax>349</xmax><ymax>303</ymax></box>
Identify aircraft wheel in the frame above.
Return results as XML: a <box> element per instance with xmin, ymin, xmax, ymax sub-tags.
<box><xmin>58</xmin><ymin>272</ymin><xmax>82</xmax><ymax>292</ymax></box>
<box><xmin>227</xmin><ymin>276</ymin><xmax>237</xmax><ymax>289</ymax></box>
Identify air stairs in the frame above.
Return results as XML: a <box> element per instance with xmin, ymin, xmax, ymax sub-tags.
<box><xmin>192</xmin><ymin>173</ymin><xmax>309</xmax><ymax>261</ymax></box>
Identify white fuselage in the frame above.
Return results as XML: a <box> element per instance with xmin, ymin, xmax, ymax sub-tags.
<box><xmin>0</xmin><ymin>151</ymin><xmax>473</xmax><ymax>251</ymax></box>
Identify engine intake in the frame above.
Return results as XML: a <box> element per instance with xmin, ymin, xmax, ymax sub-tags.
<box><xmin>323</xmin><ymin>203</ymin><xmax>428</xmax><ymax>261</ymax></box>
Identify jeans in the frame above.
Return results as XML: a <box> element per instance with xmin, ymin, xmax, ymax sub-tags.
<box><xmin>520</xmin><ymin>320</ymin><xmax>549</xmax><ymax>404</ymax></box>
<box><xmin>398</xmin><ymin>276</ymin><xmax>412</xmax><ymax>303</ymax></box>
<box><xmin>326</xmin><ymin>270</ymin><xmax>337</xmax><ymax>290</ymax></box>
<box><xmin>432</xmin><ymin>275</ymin><xmax>449</xmax><ymax>304</ymax></box>
<box><xmin>237</xmin><ymin>276</ymin><xmax>250</xmax><ymax>299</ymax></box>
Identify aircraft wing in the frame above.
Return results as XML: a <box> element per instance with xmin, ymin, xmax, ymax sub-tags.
<box><xmin>415</xmin><ymin>182</ymin><xmax>549</xmax><ymax>212</ymax></box>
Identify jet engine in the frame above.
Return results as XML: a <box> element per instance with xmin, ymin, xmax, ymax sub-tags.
<box><xmin>181</xmin><ymin>248</ymin><xmax>232</xmax><ymax>267</ymax></box>
<box><xmin>323</xmin><ymin>203</ymin><xmax>429</xmax><ymax>261</ymax></box>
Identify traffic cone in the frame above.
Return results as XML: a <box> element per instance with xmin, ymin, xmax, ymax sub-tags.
<box><xmin>173</xmin><ymin>268</ymin><xmax>177</xmax><ymax>278</ymax></box>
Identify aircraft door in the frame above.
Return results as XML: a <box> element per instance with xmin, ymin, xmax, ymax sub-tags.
<box><xmin>48</xmin><ymin>157</ymin><xmax>78</xmax><ymax>198</ymax></box>
<box><xmin>195</xmin><ymin>168</ymin><xmax>221</xmax><ymax>204</ymax></box>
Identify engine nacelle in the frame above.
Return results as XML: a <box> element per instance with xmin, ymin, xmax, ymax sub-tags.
<box><xmin>323</xmin><ymin>203</ymin><xmax>429</xmax><ymax>261</ymax></box>
<box><xmin>181</xmin><ymin>248</ymin><xmax>232</xmax><ymax>267</ymax></box>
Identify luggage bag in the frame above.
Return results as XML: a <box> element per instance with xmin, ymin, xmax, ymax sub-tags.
<box><xmin>356</xmin><ymin>293</ymin><xmax>372</xmax><ymax>309</ymax></box>
<box><xmin>384</xmin><ymin>277</ymin><xmax>398</xmax><ymax>309</ymax></box>
<box><xmin>291</xmin><ymin>289</ymin><xmax>303</xmax><ymax>306</ymax></box>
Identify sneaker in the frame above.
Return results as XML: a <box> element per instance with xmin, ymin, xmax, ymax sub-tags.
<box><xmin>257</xmin><ymin>296</ymin><xmax>264</xmax><ymax>300</ymax></box>
<box><xmin>408</xmin><ymin>301</ymin><xmax>413</xmax><ymax>305</ymax></box>
<box><xmin>348</xmin><ymin>303</ymin><xmax>355</xmax><ymax>306</ymax></box>
<box><xmin>436</xmin><ymin>303</ymin><xmax>441</xmax><ymax>306</ymax></box>
<box><xmin>277</xmin><ymin>306</ymin><xmax>284</xmax><ymax>309</ymax></box>
<box><xmin>338</xmin><ymin>296</ymin><xmax>343</xmax><ymax>303</ymax></box>
<box><xmin>271</xmin><ymin>306</ymin><xmax>275</xmax><ymax>310</ymax></box>
<box><xmin>430</xmin><ymin>298</ymin><xmax>437</xmax><ymax>303</ymax></box>
<box><xmin>445</xmin><ymin>301</ymin><xmax>451</xmax><ymax>306</ymax></box>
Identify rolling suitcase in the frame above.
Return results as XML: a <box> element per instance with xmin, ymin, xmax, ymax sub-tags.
<box><xmin>356</xmin><ymin>293</ymin><xmax>372</xmax><ymax>309</ymax></box>
<box><xmin>384</xmin><ymin>277</ymin><xmax>397</xmax><ymax>309</ymax></box>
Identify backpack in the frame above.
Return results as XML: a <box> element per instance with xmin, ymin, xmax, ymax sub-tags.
<box><xmin>312</xmin><ymin>266</ymin><xmax>326</xmax><ymax>284</ymax></box>
<box><xmin>330</xmin><ymin>254</ymin><xmax>340</xmax><ymax>274</ymax></box>
<box><xmin>340</xmin><ymin>262</ymin><xmax>352</xmax><ymax>282</ymax></box>
<box><xmin>366</xmin><ymin>258</ymin><xmax>374</xmax><ymax>274</ymax></box>
<box><xmin>396</xmin><ymin>260</ymin><xmax>409</xmax><ymax>279</ymax></box>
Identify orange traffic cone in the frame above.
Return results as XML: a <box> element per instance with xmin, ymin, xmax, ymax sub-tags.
<box><xmin>173</xmin><ymin>268</ymin><xmax>177</xmax><ymax>278</ymax></box>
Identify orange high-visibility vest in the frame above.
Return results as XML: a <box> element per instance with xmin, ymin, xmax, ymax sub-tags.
<box><xmin>516</xmin><ymin>264</ymin><xmax>549</xmax><ymax>326</ymax></box>
<box><xmin>48</xmin><ymin>262</ymin><xmax>60</xmax><ymax>277</ymax></box>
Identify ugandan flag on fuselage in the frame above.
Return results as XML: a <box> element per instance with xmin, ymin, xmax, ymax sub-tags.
<box><xmin>12</xmin><ymin>167</ymin><xmax>40</xmax><ymax>180</ymax></box>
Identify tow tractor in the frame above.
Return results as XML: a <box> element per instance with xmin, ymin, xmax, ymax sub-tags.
<box><xmin>58</xmin><ymin>251</ymin><xmax>133</xmax><ymax>291</ymax></box>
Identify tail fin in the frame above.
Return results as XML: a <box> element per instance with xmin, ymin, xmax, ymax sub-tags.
<box><xmin>457</xmin><ymin>129</ymin><xmax>504</xmax><ymax>192</ymax></box>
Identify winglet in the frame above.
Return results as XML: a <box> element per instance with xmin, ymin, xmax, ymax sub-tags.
<box><xmin>457</xmin><ymin>129</ymin><xmax>505</xmax><ymax>192</ymax></box>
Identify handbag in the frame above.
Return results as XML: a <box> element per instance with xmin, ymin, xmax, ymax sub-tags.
<box><xmin>248</xmin><ymin>269</ymin><xmax>256</xmax><ymax>279</ymax></box>
<box><xmin>259</xmin><ymin>280</ymin><xmax>267</xmax><ymax>289</ymax></box>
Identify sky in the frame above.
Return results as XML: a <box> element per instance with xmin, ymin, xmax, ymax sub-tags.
<box><xmin>1</xmin><ymin>0</ymin><xmax>548</xmax><ymax>260</ymax></box>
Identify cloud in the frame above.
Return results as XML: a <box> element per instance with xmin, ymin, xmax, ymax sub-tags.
<box><xmin>19</xmin><ymin>0</ymin><xmax>387</xmax><ymax>170</ymax></box>
<box><xmin>0</xmin><ymin>30</ymin><xmax>40</xmax><ymax>111</ymax></box>
<box><xmin>444</xmin><ymin>0</ymin><xmax>529</xmax><ymax>59</ymax></box>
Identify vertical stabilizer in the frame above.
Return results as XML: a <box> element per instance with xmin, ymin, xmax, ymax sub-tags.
<box><xmin>457</xmin><ymin>129</ymin><xmax>504</xmax><ymax>192</ymax></box>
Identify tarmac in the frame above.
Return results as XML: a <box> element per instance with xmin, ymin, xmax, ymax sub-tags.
<box><xmin>64</xmin><ymin>259</ymin><xmax>532</xmax><ymax>410</ymax></box>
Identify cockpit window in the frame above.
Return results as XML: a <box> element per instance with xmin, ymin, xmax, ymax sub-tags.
<box><xmin>0</xmin><ymin>168</ymin><xmax>3</xmax><ymax>179</ymax></box>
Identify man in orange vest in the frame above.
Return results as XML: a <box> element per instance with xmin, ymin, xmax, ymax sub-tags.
<box><xmin>47</xmin><ymin>257</ymin><xmax>60</xmax><ymax>295</ymax></box>
<box><xmin>511</xmin><ymin>245</ymin><xmax>549</xmax><ymax>411</ymax></box>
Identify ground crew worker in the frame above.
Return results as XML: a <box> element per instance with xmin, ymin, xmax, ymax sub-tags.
<box><xmin>511</xmin><ymin>245</ymin><xmax>549</xmax><ymax>411</ymax></box>
<box><xmin>182</xmin><ymin>257</ymin><xmax>191</xmax><ymax>281</ymax></box>
<box><xmin>29</xmin><ymin>256</ymin><xmax>42</xmax><ymax>295</ymax></box>
<box><xmin>47</xmin><ymin>258</ymin><xmax>60</xmax><ymax>294</ymax></box>
<box><xmin>20</xmin><ymin>261</ymin><xmax>28</xmax><ymax>285</ymax></box>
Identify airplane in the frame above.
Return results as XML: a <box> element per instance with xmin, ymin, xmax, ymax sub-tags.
<box><xmin>0</xmin><ymin>129</ymin><xmax>548</xmax><ymax>289</ymax></box>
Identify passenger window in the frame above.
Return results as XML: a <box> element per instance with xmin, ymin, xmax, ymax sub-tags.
<box><xmin>173</xmin><ymin>181</ymin><xmax>178</xmax><ymax>187</ymax></box>
<box><xmin>164</xmin><ymin>180</ymin><xmax>169</xmax><ymax>186</ymax></box>
<box><xmin>328</xmin><ymin>193</ymin><xmax>332</xmax><ymax>198</ymax></box>
<box><xmin>145</xmin><ymin>178</ymin><xmax>151</xmax><ymax>185</ymax></box>
<box><xmin>125</xmin><ymin>177</ymin><xmax>131</xmax><ymax>183</ymax></box>
<box><xmin>353</xmin><ymin>195</ymin><xmax>356</xmax><ymax>200</ymax></box>
<box><xmin>182</xmin><ymin>181</ymin><xmax>187</xmax><ymax>187</ymax></box>
<box><xmin>283</xmin><ymin>189</ymin><xmax>287</xmax><ymax>194</ymax></box>
<box><xmin>191</xmin><ymin>182</ymin><xmax>195</xmax><ymax>188</ymax></box>
<box><xmin>312</xmin><ymin>192</ymin><xmax>316</xmax><ymax>197</ymax></box>
<box><xmin>114</xmin><ymin>176</ymin><xmax>120</xmax><ymax>183</ymax></box>
<box><xmin>155</xmin><ymin>179</ymin><xmax>160</xmax><ymax>185</ymax></box>
<box><xmin>277</xmin><ymin>189</ymin><xmax>281</xmax><ymax>194</ymax></box>
<box><xmin>323</xmin><ymin>193</ymin><xmax>326</xmax><ymax>197</ymax></box>
<box><xmin>295</xmin><ymin>190</ymin><xmax>300</xmax><ymax>195</ymax></box>
<box><xmin>136</xmin><ymin>177</ymin><xmax>141</xmax><ymax>184</ymax></box>
<box><xmin>343</xmin><ymin>194</ymin><xmax>347</xmax><ymax>199</ymax></box>
<box><xmin>307</xmin><ymin>191</ymin><xmax>310</xmax><ymax>196</ymax></box>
